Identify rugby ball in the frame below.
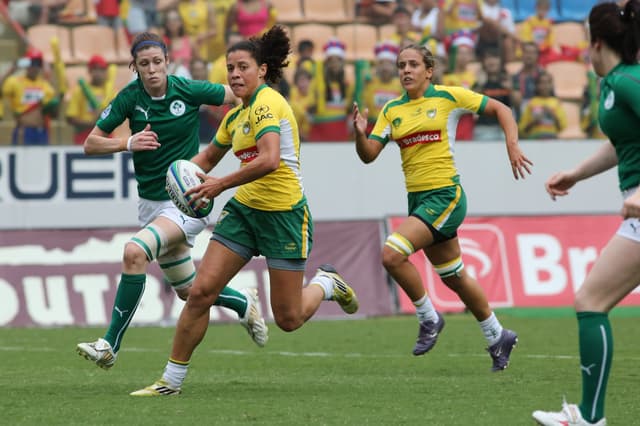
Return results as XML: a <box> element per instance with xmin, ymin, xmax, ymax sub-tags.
<box><xmin>166</xmin><ymin>159</ymin><xmax>213</xmax><ymax>218</ymax></box>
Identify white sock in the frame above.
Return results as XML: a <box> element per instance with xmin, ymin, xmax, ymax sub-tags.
<box><xmin>413</xmin><ymin>294</ymin><xmax>439</xmax><ymax>323</ymax></box>
<box><xmin>479</xmin><ymin>312</ymin><xmax>503</xmax><ymax>346</ymax></box>
<box><xmin>162</xmin><ymin>359</ymin><xmax>189</xmax><ymax>389</ymax></box>
<box><xmin>309</xmin><ymin>274</ymin><xmax>333</xmax><ymax>300</ymax></box>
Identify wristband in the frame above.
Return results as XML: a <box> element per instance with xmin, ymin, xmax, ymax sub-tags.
<box><xmin>126</xmin><ymin>136</ymin><xmax>133</xmax><ymax>151</ymax></box>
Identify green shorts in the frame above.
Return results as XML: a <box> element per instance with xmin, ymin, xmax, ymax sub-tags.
<box><xmin>408</xmin><ymin>181</ymin><xmax>467</xmax><ymax>242</ymax></box>
<box><xmin>213</xmin><ymin>197</ymin><xmax>313</xmax><ymax>259</ymax></box>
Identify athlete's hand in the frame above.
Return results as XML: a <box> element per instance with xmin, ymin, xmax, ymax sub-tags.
<box><xmin>622</xmin><ymin>190</ymin><xmax>640</xmax><ymax>219</ymax></box>
<box><xmin>352</xmin><ymin>102</ymin><xmax>368</xmax><ymax>136</ymax></box>
<box><xmin>185</xmin><ymin>172</ymin><xmax>224</xmax><ymax>204</ymax></box>
<box><xmin>545</xmin><ymin>171</ymin><xmax>577</xmax><ymax>201</ymax></box>
<box><xmin>128</xmin><ymin>124</ymin><xmax>160</xmax><ymax>151</ymax></box>
<box><xmin>506</xmin><ymin>144</ymin><xmax>533</xmax><ymax>180</ymax></box>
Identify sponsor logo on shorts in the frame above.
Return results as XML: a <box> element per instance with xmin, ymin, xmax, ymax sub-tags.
<box><xmin>396</xmin><ymin>130</ymin><xmax>442</xmax><ymax>148</ymax></box>
<box><xmin>284</xmin><ymin>242</ymin><xmax>297</xmax><ymax>251</ymax></box>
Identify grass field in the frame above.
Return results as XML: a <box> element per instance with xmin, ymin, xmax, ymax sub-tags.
<box><xmin>2</xmin><ymin>312</ymin><xmax>639</xmax><ymax>425</ymax></box>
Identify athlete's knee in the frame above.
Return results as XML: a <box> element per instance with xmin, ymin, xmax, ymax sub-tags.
<box><xmin>382</xmin><ymin>232</ymin><xmax>414</xmax><ymax>269</ymax></box>
<box><xmin>175</xmin><ymin>285</ymin><xmax>191</xmax><ymax>301</ymax></box>
<box><xmin>272</xmin><ymin>310</ymin><xmax>304</xmax><ymax>332</ymax></box>
<box><xmin>123</xmin><ymin>242</ymin><xmax>149</xmax><ymax>269</ymax></box>
<box><xmin>185</xmin><ymin>285</ymin><xmax>217</xmax><ymax>311</ymax></box>
<box><xmin>574</xmin><ymin>288</ymin><xmax>599</xmax><ymax>312</ymax></box>
<box><xmin>435</xmin><ymin>257</ymin><xmax>465</xmax><ymax>288</ymax></box>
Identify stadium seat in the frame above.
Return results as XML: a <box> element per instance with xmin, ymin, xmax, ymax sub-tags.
<box><xmin>115</xmin><ymin>26</ymin><xmax>132</xmax><ymax>64</ymax></box>
<box><xmin>63</xmin><ymin>65</ymin><xmax>89</xmax><ymax>101</ymax></box>
<box><xmin>559</xmin><ymin>0</ymin><xmax>598</xmax><ymax>22</ymax></box>
<box><xmin>26</xmin><ymin>25</ymin><xmax>74</xmax><ymax>64</ymax></box>
<box><xmin>553</xmin><ymin>22</ymin><xmax>587</xmax><ymax>47</ymax></box>
<box><xmin>546</xmin><ymin>60</ymin><xmax>587</xmax><ymax>101</ymax></box>
<box><xmin>272</xmin><ymin>0</ymin><xmax>305</xmax><ymax>24</ymax></box>
<box><xmin>72</xmin><ymin>25</ymin><xmax>119</xmax><ymax>64</ymax></box>
<box><xmin>114</xmin><ymin>65</ymin><xmax>135</xmax><ymax>92</ymax></box>
<box><xmin>335</xmin><ymin>24</ymin><xmax>378</xmax><ymax>61</ymax></box>
<box><xmin>558</xmin><ymin>101</ymin><xmax>585</xmax><ymax>139</ymax></box>
<box><xmin>303</xmin><ymin>0</ymin><xmax>351</xmax><ymax>24</ymax></box>
<box><xmin>290</xmin><ymin>24</ymin><xmax>336</xmax><ymax>59</ymax></box>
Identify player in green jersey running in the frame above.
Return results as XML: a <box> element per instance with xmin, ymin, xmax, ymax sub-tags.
<box><xmin>533</xmin><ymin>1</ymin><xmax>640</xmax><ymax>425</ymax></box>
<box><xmin>76</xmin><ymin>32</ymin><xmax>268</xmax><ymax>371</ymax></box>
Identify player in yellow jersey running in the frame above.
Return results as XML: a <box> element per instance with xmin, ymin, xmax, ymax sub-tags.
<box><xmin>352</xmin><ymin>43</ymin><xmax>532</xmax><ymax>371</ymax></box>
<box><xmin>131</xmin><ymin>25</ymin><xmax>359</xmax><ymax>396</ymax></box>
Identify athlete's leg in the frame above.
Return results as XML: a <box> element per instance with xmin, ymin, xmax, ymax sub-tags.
<box><xmin>424</xmin><ymin>237</ymin><xmax>516</xmax><ymax>370</ymax></box>
<box><xmin>170</xmin><ymin>239</ymin><xmax>248</xmax><ymax>362</ymax></box>
<box><xmin>572</xmin><ymin>235</ymin><xmax>640</xmax><ymax>423</ymax></box>
<box><xmin>382</xmin><ymin>216</ymin><xmax>446</xmax><ymax>355</ymax></box>
<box><xmin>424</xmin><ymin>237</ymin><xmax>491</xmax><ymax>321</ymax></box>
<box><xmin>135</xmin><ymin>240</ymin><xmax>248</xmax><ymax>393</ymax></box>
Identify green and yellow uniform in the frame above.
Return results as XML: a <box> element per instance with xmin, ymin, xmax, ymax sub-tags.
<box><xmin>370</xmin><ymin>84</ymin><xmax>487</xmax><ymax>238</ymax></box>
<box><xmin>212</xmin><ymin>84</ymin><xmax>312</xmax><ymax>259</ymax></box>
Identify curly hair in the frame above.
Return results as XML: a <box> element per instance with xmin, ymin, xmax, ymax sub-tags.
<box><xmin>227</xmin><ymin>25</ymin><xmax>291</xmax><ymax>84</ymax></box>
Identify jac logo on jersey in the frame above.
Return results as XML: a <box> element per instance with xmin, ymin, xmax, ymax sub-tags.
<box><xmin>254</xmin><ymin>104</ymin><xmax>273</xmax><ymax>125</ymax></box>
<box><xmin>423</xmin><ymin>224</ymin><xmax>513</xmax><ymax>310</ymax></box>
<box><xmin>396</xmin><ymin>130</ymin><xmax>442</xmax><ymax>148</ymax></box>
<box><xmin>235</xmin><ymin>146</ymin><xmax>259</xmax><ymax>163</ymax></box>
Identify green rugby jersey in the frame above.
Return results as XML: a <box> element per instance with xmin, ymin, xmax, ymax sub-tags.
<box><xmin>97</xmin><ymin>75</ymin><xmax>226</xmax><ymax>200</ymax></box>
<box><xmin>599</xmin><ymin>62</ymin><xmax>640</xmax><ymax>191</ymax></box>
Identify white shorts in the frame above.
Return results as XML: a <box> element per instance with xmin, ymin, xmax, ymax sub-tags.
<box><xmin>138</xmin><ymin>198</ymin><xmax>211</xmax><ymax>247</ymax></box>
<box><xmin>617</xmin><ymin>187</ymin><xmax>640</xmax><ymax>243</ymax></box>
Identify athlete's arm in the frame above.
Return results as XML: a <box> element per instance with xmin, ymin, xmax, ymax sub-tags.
<box><xmin>191</xmin><ymin>142</ymin><xmax>228</xmax><ymax>173</ymax></box>
<box><xmin>546</xmin><ymin>141</ymin><xmax>617</xmax><ymax>200</ymax></box>
<box><xmin>352</xmin><ymin>102</ymin><xmax>384</xmax><ymax>163</ymax></box>
<box><xmin>483</xmin><ymin>97</ymin><xmax>533</xmax><ymax>179</ymax></box>
<box><xmin>188</xmin><ymin>132</ymin><xmax>280</xmax><ymax>201</ymax></box>
<box><xmin>221</xmin><ymin>85</ymin><xmax>239</xmax><ymax>105</ymax></box>
<box><xmin>84</xmin><ymin>123</ymin><xmax>160</xmax><ymax>155</ymax></box>
<box><xmin>568</xmin><ymin>140</ymin><xmax>618</xmax><ymax>182</ymax></box>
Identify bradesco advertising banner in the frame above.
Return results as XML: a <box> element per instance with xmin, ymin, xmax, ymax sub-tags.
<box><xmin>387</xmin><ymin>215</ymin><xmax>640</xmax><ymax>313</ymax></box>
<box><xmin>0</xmin><ymin>221</ymin><xmax>392</xmax><ymax>327</ymax></box>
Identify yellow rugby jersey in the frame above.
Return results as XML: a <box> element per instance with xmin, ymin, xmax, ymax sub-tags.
<box><xmin>443</xmin><ymin>0</ymin><xmax>483</xmax><ymax>34</ymax></box>
<box><xmin>213</xmin><ymin>84</ymin><xmax>304</xmax><ymax>211</ymax></box>
<box><xmin>2</xmin><ymin>74</ymin><xmax>55</xmax><ymax>114</ymax></box>
<box><xmin>370</xmin><ymin>84</ymin><xmax>487</xmax><ymax>192</ymax></box>
<box><xmin>66</xmin><ymin>83</ymin><xmax>116</xmax><ymax>122</ymax></box>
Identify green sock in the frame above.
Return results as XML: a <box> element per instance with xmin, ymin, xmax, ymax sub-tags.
<box><xmin>104</xmin><ymin>274</ymin><xmax>146</xmax><ymax>353</ymax></box>
<box><xmin>577</xmin><ymin>311</ymin><xmax>612</xmax><ymax>423</ymax></box>
<box><xmin>214</xmin><ymin>286</ymin><xmax>249</xmax><ymax>317</ymax></box>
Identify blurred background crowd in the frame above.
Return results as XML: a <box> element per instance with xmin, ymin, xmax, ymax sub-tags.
<box><xmin>0</xmin><ymin>0</ymin><xmax>616</xmax><ymax>144</ymax></box>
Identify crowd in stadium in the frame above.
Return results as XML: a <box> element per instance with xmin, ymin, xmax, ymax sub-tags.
<box><xmin>0</xmin><ymin>0</ymin><xmax>609</xmax><ymax>144</ymax></box>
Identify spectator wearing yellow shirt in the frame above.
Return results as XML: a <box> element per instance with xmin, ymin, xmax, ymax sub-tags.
<box><xmin>389</xmin><ymin>6</ymin><xmax>422</xmax><ymax>48</ymax></box>
<box><xmin>289</xmin><ymin>68</ymin><xmax>315</xmax><ymax>141</ymax></box>
<box><xmin>308</xmin><ymin>39</ymin><xmax>354</xmax><ymax>142</ymax></box>
<box><xmin>441</xmin><ymin>0</ymin><xmax>483</xmax><ymax>40</ymax></box>
<box><xmin>442</xmin><ymin>34</ymin><xmax>477</xmax><ymax>140</ymax></box>
<box><xmin>2</xmin><ymin>48</ymin><xmax>60</xmax><ymax>145</ymax></box>
<box><xmin>518</xmin><ymin>0</ymin><xmax>559</xmax><ymax>66</ymax></box>
<box><xmin>518</xmin><ymin>71</ymin><xmax>567</xmax><ymax>139</ymax></box>
<box><xmin>362</xmin><ymin>41</ymin><xmax>403</xmax><ymax>133</ymax></box>
<box><xmin>178</xmin><ymin>0</ymin><xmax>217</xmax><ymax>60</ymax></box>
<box><xmin>66</xmin><ymin>55</ymin><xmax>116</xmax><ymax>145</ymax></box>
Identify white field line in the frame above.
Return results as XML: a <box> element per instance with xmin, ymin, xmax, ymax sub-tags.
<box><xmin>2</xmin><ymin>345</ymin><xmax>634</xmax><ymax>361</ymax></box>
